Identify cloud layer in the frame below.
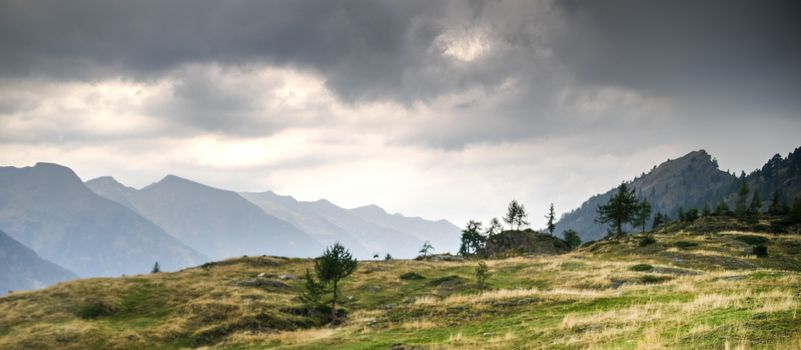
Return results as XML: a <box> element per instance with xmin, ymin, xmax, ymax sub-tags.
<box><xmin>1</xmin><ymin>0</ymin><xmax>799</xmax><ymax>226</ymax></box>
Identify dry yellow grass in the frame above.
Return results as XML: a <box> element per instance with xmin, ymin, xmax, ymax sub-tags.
<box><xmin>2</xmin><ymin>231</ymin><xmax>801</xmax><ymax>349</ymax></box>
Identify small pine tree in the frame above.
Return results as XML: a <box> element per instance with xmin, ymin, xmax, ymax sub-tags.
<box><xmin>701</xmin><ymin>204</ymin><xmax>711</xmax><ymax>217</ymax></box>
<box><xmin>735</xmin><ymin>183</ymin><xmax>750</xmax><ymax>220</ymax></box>
<box><xmin>503</xmin><ymin>200</ymin><xmax>529</xmax><ymax>230</ymax></box>
<box><xmin>563</xmin><ymin>229</ymin><xmax>582</xmax><ymax>249</ymax></box>
<box><xmin>685</xmin><ymin>208</ymin><xmax>699</xmax><ymax>222</ymax></box>
<box><xmin>545</xmin><ymin>203</ymin><xmax>556</xmax><ymax>235</ymax></box>
<box><xmin>459</xmin><ymin>220</ymin><xmax>484</xmax><ymax>256</ymax></box>
<box><xmin>299</xmin><ymin>269</ymin><xmax>325</xmax><ymax>308</ymax></box>
<box><xmin>632</xmin><ymin>199</ymin><xmax>652</xmax><ymax>233</ymax></box>
<box><xmin>768</xmin><ymin>190</ymin><xmax>786</xmax><ymax>216</ymax></box>
<box><xmin>314</xmin><ymin>243</ymin><xmax>358</xmax><ymax>320</ymax></box>
<box><xmin>151</xmin><ymin>261</ymin><xmax>160</xmax><ymax>274</ymax></box>
<box><xmin>595</xmin><ymin>183</ymin><xmax>639</xmax><ymax>237</ymax></box>
<box><xmin>747</xmin><ymin>191</ymin><xmax>762</xmax><ymax>220</ymax></box>
<box><xmin>485</xmin><ymin>217</ymin><xmax>503</xmax><ymax>237</ymax></box>
<box><xmin>475</xmin><ymin>261</ymin><xmax>491</xmax><ymax>291</ymax></box>
<box><xmin>418</xmin><ymin>241</ymin><xmax>434</xmax><ymax>258</ymax></box>
<box><xmin>652</xmin><ymin>212</ymin><xmax>665</xmax><ymax>229</ymax></box>
<box><xmin>384</xmin><ymin>253</ymin><xmax>393</xmax><ymax>261</ymax></box>
<box><xmin>714</xmin><ymin>201</ymin><xmax>730</xmax><ymax>216</ymax></box>
<box><xmin>790</xmin><ymin>197</ymin><xmax>801</xmax><ymax>224</ymax></box>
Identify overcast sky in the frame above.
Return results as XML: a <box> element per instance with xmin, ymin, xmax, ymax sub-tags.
<box><xmin>1</xmin><ymin>0</ymin><xmax>800</xmax><ymax>227</ymax></box>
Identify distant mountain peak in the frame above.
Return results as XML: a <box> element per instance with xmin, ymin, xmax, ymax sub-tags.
<box><xmin>86</xmin><ymin>176</ymin><xmax>128</xmax><ymax>188</ymax></box>
<box><xmin>353</xmin><ymin>204</ymin><xmax>388</xmax><ymax>215</ymax></box>
<box><xmin>556</xmin><ymin>149</ymin><xmax>736</xmax><ymax>241</ymax></box>
<box><xmin>145</xmin><ymin>174</ymin><xmax>215</xmax><ymax>192</ymax></box>
<box><xmin>159</xmin><ymin>174</ymin><xmax>187</xmax><ymax>183</ymax></box>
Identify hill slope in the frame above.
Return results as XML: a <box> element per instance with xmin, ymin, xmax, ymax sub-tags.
<box><xmin>0</xmin><ymin>229</ymin><xmax>77</xmax><ymax>293</ymax></box>
<box><xmin>1</xmin><ymin>228</ymin><xmax>800</xmax><ymax>349</ymax></box>
<box><xmin>0</xmin><ymin>163</ymin><xmax>206</xmax><ymax>277</ymax></box>
<box><xmin>728</xmin><ymin>146</ymin><xmax>801</xmax><ymax>208</ymax></box>
<box><xmin>87</xmin><ymin>176</ymin><xmax>323</xmax><ymax>260</ymax></box>
<box><xmin>556</xmin><ymin>148</ymin><xmax>801</xmax><ymax>242</ymax></box>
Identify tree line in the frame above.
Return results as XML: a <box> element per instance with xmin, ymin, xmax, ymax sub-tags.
<box><xmin>458</xmin><ymin>200</ymin><xmax>581</xmax><ymax>257</ymax></box>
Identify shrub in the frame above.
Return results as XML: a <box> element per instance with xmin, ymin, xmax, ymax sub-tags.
<box><xmin>76</xmin><ymin>298</ymin><xmax>121</xmax><ymax>319</ymax></box>
<box><xmin>735</xmin><ymin>235</ymin><xmax>768</xmax><ymax>246</ymax></box>
<box><xmin>674</xmin><ymin>241</ymin><xmax>699</xmax><ymax>249</ymax></box>
<box><xmin>640</xmin><ymin>275</ymin><xmax>672</xmax><ymax>284</ymax></box>
<box><xmin>475</xmin><ymin>262</ymin><xmax>491</xmax><ymax>290</ymax></box>
<box><xmin>429</xmin><ymin>275</ymin><xmax>462</xmax><ymax>286</ymax></box>
<box><xmin>563</xmin><ymin>229</ymin><xmax>582</xmax><ymax>249</ymax></box>
<box><xmin>639</xmin><ymin>235</ymin><xmax>656</xmax><ymax>247</ymax></box>
<box><xmin>629</xmin><ymin>263</ymin><xmax>653</xmax><ymax>272</ymax></box>
<box><xmin>399</xmin><ymin>272</ymin><xmax>425</xmax><ymax>280</ymax></box>
<box><xmin>753</xmin><ymin>245</ymin><xmax>768</xmax><ymax>258</ymax></box>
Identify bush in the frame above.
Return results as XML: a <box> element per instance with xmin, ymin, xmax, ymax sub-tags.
<box><xmin>76</xmin><ymin>298</ymin><xmax>121</xmax><ymax>319</ymax></box>
<box><xmin>753</xmin><ymin>245</ymin><xmax>768</xmax><ymax>258</ymax></box>
<box><xmin>674</xmin><ymin>241</ymin><xmax>699</xmax><ymax>249</ymax></box>
<box><xmin>640</xmin><ymin>275</ymin><xmax>672</xmax><ymax>284</ymax></box>
<box><xmin>735</xmin><ymin>235</ymin><xmax>768</xmax><ymax>246</ymax></box>
<box><xmin>399</xmin><ymin>272</ymin><xmax>425</xmax><ymax>280</ymax></box>
<box><xmin>638</xmin><ymin>235</ymin><xmax>656</xmax><ymax>247</ymax></box>
<box><xmin>475</xmin><ymin>262</ymin><xmax>491</xmax><ymax>290</ymax></box>
<box><xmin>629</xmin><ymin>263</ymin><xmax>653</xmax><ymax>272</ymax></box>
<box><xmin>428</xmin><ymin>275</ymin><xmax>463</xmax><ymax>286</ymax></box>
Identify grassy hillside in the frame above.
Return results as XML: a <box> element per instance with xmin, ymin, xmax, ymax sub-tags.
<box><xmin>2</xmin><ymin>230</ymin><xmax>801</xmax><ymax>349</ymax></box>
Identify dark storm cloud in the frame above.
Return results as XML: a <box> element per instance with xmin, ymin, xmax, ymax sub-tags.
<box><xmin>551</xmin><ymin>0</ymin><xmax>801</xmax><ymax>114</ymax></box>
<box><xmin>1</xmin><ymin>0</ymin><xmax>799</xmax><ymax>147</ymax></box>
<box><xmin>0</xmin><ymin>0</ymin><xmax>454</xmax><ymax>102</ymax></box>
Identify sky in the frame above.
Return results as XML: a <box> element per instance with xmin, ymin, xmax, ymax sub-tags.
<box><xmin>1</xmin><ymin>0</ymin><xmax>800</xmax><ymax>227</ymax></box>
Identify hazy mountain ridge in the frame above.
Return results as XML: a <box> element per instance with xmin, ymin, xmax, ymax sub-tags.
<box><xmin>239</xmin><ymin>191</ymin><xmax>373</xmax><ymax>258</ymax></box>
<box><xmin>556</xmin><ymin>148</ymin><xmax>801</xmax><ymax>241</ymax></box>
<box><xmin>0</xmin><ymin>163</ymin><xmax>206</xmax><ymax>277</ymax></box>
<box><xmin>0</xmin><ymin>229</ymin><xmax>76</xmax><ymax>293</ymax></box>
<box><xmin>349</xmin><ymin>204</ymin><xmax>460</xmax><ymax>254</ymax></box>
<box><xmin>87</xmin><ymin>175</ymin><xmax>323</xmax><ymax>260</ymax></box>
<box><xmin>242</xmin><ymin>191</ymin><xmax>460</xmax><ymax>258</ymax></box>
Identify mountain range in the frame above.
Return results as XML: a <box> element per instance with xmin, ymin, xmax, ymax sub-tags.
<box><xmin>0</xmin><ymin>229</ymin><xmax>76</xmax><ymax>293</ymax></box>
<box><xmin>1</xmin><ymin>146</ymin><xmax>799</xmax><ymax>291</ymax></box>
<box><xmin>85</xmin><ymin>176</ymin><xmax>324</xmax><ymax>260</ymax></box>
<box><xmin>241</xmin><ymin>192</ymin><xmax>460</xmax><ymax>258</ymax></box>
<box><xmin>0</xmin><ymin>163</ymin><xmax>206</xmax><ymax>278</ymax></box>
<box><xmin>0</xmin><ymin>163</ymin><xmax>460</xmax><ymax>291</ymax></box>
<box><xmin>555</xmin><ymin>147</ymin><xmax>801</xmax><ymax>241</ymax></box>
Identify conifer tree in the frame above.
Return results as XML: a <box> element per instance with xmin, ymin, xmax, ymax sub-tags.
<box><xmin>768</xmin><ymin>190</ymin><xmax>785</xmax><ymax>216</ymax></box>
<box><xmin>595</xmin><ymin>183</ymin><xmax>638</xmax><ymax>237</ymax></box>
<box><xmin>459</xmin><ymin>220</ymin><xmax>484</xmax><ymax>256</ymax></box>
<box><xmin>503</xmin><ymin>200</ymin><xmax>529</xmax><ymax>230</ymax></box>
<box><xmin>314</xmin><ymin>243</ymin><xmax>358</xmax><ymax>320</ymax></box>
<box><xmin>563</xmin><ymin>229</ymin><xmax>582</xmax><ymax>249</ymax></box>
<box><xmin>418</xmin><ymin>241</ymin><xmax>434</xmax><ymax>258</ymax></box>
<box><xmin>791</xmin><ymin>197</ymin><xmax>801</xmax><ymax>223</ymax></box>
<box><xmin>714</xmin><ymin>201</ymin><xmax>730</xmax><ymax>216</ymax></box>
<box><xmin>633</xmin><ymin>199</ymin><xmax>652</xmax><ymax>233</ymax></box>
<box><xmin>545</xmin><ymin>203</ymin><xmax>556</xmax><ymax>235</ymax></box>
<box><xmin>151</xmin><ymin>261</ymin><xmax>160</xmax><ymax>274</ymax></box>
<box><xmin>748</xmin><ymin>191</ymin><xmax>762</xmax><ymax>219</ymax></box>
<box><xmin>735</xmin><ymin>183</ymin><xmax>750</xmax><ymax>220</ymax></box>
<box><xmin>485</xmin><ymin>217</ymin><xmax>503</xmax><ymax>236</ymax></box>
<box><xmin>652</xmin><ymin>212</ymin><xmax>665</xmax><ymax>229</ymax></box>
